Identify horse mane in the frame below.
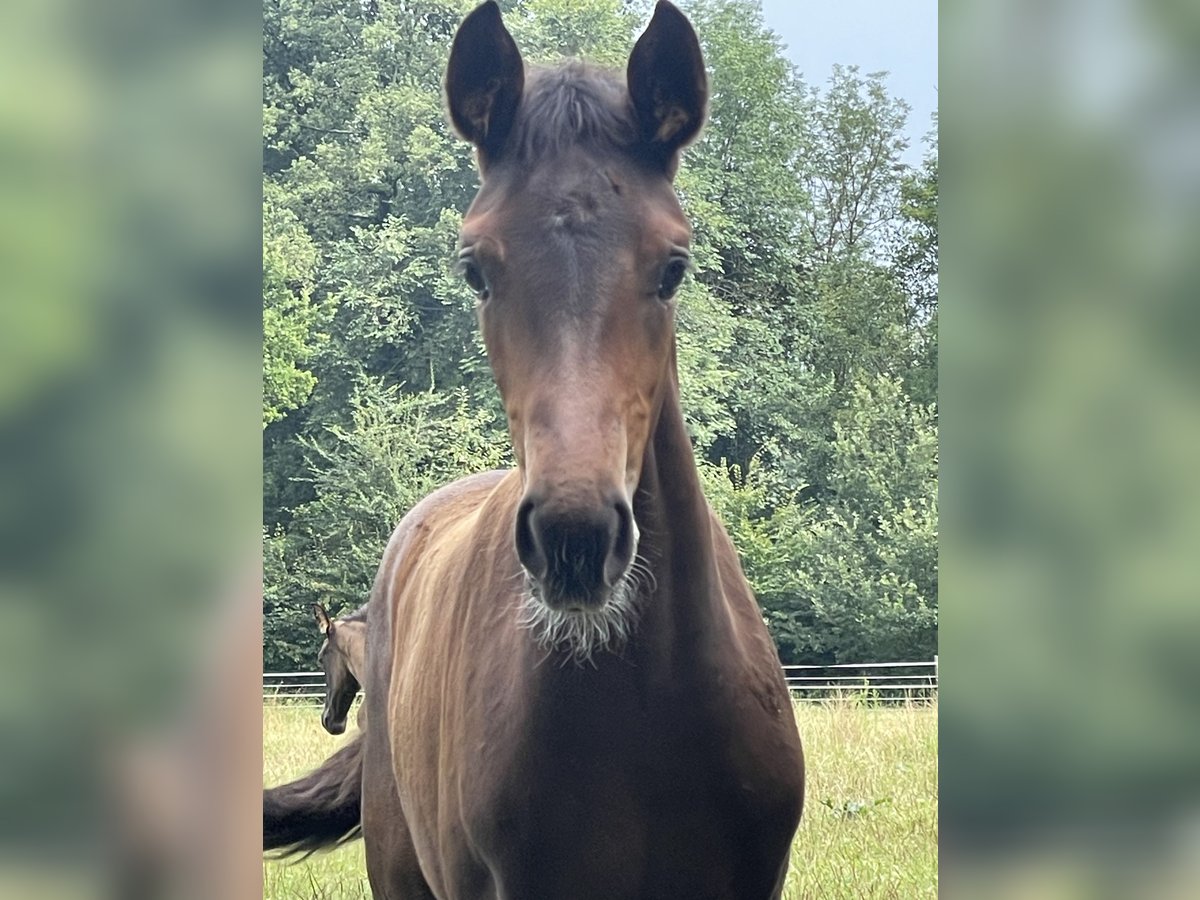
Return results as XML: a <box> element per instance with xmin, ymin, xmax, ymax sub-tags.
<box><xmin>339</xmin><ymin>603</ymin><xmax>369</xmax><ymax>625</ymax></box>
<box><xmin>512</xmin><ymin>63</ymin><xmax>637</xmax><ymax>163</ymax></box>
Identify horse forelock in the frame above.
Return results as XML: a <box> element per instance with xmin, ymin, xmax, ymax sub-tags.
<box><xmin>511</xmin><ymin>64</ymin><xmax>637</xmax><ymax>165</ymax></box>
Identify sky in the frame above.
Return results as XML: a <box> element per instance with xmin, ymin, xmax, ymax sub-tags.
<box><xmin>758</xmin><ymin>1</ymin><xmax>938</xmax><ymax>164</ymax></box>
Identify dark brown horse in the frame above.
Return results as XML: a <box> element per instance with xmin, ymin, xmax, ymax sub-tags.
<box><xmin>313</xmin><ymin>603</ymin><xmax>367</xmax><ymax>735</ymax></box>
<box><xmin>264</xmin><ymin>3</ymin><xmax>804</xmax><ymax>896</ymax></box>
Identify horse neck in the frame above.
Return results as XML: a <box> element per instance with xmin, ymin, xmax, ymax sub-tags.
<box><xmin>632</xmin><ymin>366</ymin><xmax>730</xmax><ymax>663</ymax></box>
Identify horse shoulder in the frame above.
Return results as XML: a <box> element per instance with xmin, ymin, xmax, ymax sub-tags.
<box><xmin>705</xmin><ymin>504</ymin><xmax>804</xmax><ymax>775</ymax></box>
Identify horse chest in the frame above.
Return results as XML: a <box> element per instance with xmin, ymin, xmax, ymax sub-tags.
<box><xmin>450</xmin><ymin>689</ymin><xmax>797</xmax><ymax>900</ymax></box>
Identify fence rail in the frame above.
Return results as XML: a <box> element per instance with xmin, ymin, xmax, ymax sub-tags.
<box><xmin>782</xmin><ymin>659</ymin><xmax>937</xmax><ymax>703</ymax></box>
<box><xmin>265</xmin><ymin>659</ymin><xmax>937</xmax><ymax>706</ymax></box>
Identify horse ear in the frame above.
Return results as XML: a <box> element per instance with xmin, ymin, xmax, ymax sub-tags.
<box><xmin>445</xmin><ymin>1</ymin><xmax>525</xmax><ymax>165</ymax></box>
<box><xmin>627</xmin><ymin>1</ymin><xmax>708</xmax><ymax>170</ymax></box>
<box><xmin>314</xmin><ymin>604</ymin><xmax>331</xmax><ymax>635</ymax></box>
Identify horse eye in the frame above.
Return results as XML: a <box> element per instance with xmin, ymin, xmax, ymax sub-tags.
<box><xmin>657</xmin><ymin>257</ymin><xmax>688</xmax><ymax>300</ymax></box>
<box><xmin>459</xmin><ymin>258</ymin><xmax>489</xmax><ymax>300</ymax></box>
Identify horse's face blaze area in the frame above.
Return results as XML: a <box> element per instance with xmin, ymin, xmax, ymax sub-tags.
<box><xmin>461</xmin><ymin>143</ymin><xmax>690</xmax><ymax>614</ymax></box>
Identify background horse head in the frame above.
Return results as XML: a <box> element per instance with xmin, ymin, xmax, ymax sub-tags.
<box><xmin>313</xmin><ymin>604</ymin><xmax>366</xmax><ymax>735</ymax></box>
<box><xmin>447</xmin><ymin>0</ymin><xmax>707</xmax><ymax>655</ymax></box>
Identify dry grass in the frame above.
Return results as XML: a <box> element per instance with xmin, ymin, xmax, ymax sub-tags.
<box><xmin>263</xmin><ymin>698</ymin><xmax>937</xmax><ymax>898</ymax></box>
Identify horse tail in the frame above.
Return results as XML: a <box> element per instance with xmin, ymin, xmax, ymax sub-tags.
<box><xmin>263</xmin><ymin>733</ymin><xmax>363</xmax><ymax>857</ymax></box>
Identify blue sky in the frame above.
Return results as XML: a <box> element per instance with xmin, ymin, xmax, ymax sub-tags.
<box><xmin>758</xmin><ymin>1</ymin><xmax>938</xmax><ymax>164</ymax></box>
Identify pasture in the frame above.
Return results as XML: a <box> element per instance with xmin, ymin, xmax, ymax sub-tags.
<box><xmin>263</xmin><ymin>699</ymin><xmax>937</xmax><ymax>899</ymax></box>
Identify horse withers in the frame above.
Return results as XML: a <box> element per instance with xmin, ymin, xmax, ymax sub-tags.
<box><xmin>313</xmin><ymin>603</ymin><xmax>367</xmax><ymax>735</ymax></box>
<box><xmin>265</xmin><ymin>3</ymin><xmax>805</xmax><ymax>897</ymax></box>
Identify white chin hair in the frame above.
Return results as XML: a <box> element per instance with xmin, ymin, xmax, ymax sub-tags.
<box><xmin>518</xmin><ymin>574</ymin><xmax>640</xmax><ymax>666</ymax></box>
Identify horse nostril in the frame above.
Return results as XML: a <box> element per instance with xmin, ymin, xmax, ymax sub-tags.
<box><xmin>515</xmin><ymin>498</ymin><xmax>547</xmax><ymax>581</ymax></box>
<box><xmin>517</xmin><ymin>494</ymin><xmax>636</xmax><ymax>603</ymax></box>
<box><xmin>605</xmin><ymin>499</ymin><xmax>636</xmax><ymax>586</ymax></box>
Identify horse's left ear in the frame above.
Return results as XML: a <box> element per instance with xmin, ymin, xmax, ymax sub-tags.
<box><xmin>446</xmin><ymin>1</ymin><xmax>525</xmax><ymax>167</ymax></box>
<box><xmin>627</xmin><ymin>1</ymin><xmax>708</xmax><ymax>170</ymax></box>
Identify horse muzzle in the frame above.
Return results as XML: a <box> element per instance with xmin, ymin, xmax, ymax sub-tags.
<box><xmin>515</xmin><ymin>491</ymin><xmax>637</xmax><ymax>609</ymax></box>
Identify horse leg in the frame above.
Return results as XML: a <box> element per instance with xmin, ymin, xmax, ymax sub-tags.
<box><xmin>362</xmin><ymin>723</ymin><xmax>434</xmax><ymax>899</ymax></box>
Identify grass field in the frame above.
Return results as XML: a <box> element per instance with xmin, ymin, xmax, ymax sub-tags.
<box><xmin>263</xmin><ymin>699</ymin><xmax>937</xmax><ymax>899</ymax></box>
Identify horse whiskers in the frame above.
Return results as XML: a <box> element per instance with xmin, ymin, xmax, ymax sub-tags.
<box><xmin>517</xmin><ymin>569</ymin><xmax>643</xmax><ymax>667</ymax></box>
<box><xmin>626</xmin><ymin>552</ymin><xmax>658</xmax><ymax>595</ymax></box>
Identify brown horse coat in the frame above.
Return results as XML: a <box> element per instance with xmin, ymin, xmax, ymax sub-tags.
<box><xmin>364</xmin><ymin>466</ymin><xmax>803</xmax><ymax>898</ymax></box>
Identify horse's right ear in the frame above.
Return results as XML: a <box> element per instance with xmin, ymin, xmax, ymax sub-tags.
<box><xmin>445</xmin><ymin>1</ymin><xmax>525</xmax><ymax>167</ymax></box>
<box><xmin>314</xmin><ymin>604</ymin><xmax>331</xmax><ymax>635</ymax></box>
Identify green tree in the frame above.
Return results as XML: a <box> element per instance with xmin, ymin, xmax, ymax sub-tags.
<box><xmin>263</xmin><ymin>378</ymin><xmax>511</xmax><ymax>670</ymax></box>
<box><xmin>703</xmin><ymin>376</ymin><xmax>937</xmax><ymax>664</ymax></box>
<box><xmin>263</xmin><ymin>180</ymin><xmax>326</xmax><ymax>427</ymax></box>
<box><xmin>674</xmin><ymin>0</ymin><xmax>812</xmax><ymax>475</ymax></box>
<box><xmin>798</xmin><ymin>64</ymin><xmax>911</xmax><ymax>264</ymax></box>
<box><xmin>260</xmin><ymin>0</ymin><xmax>939</xmax><ymax>669</ymax></box>
<box><xmin>893</xmin><ymin>137</ymin><xmax>938</xmax><ymax>408</ymax></box>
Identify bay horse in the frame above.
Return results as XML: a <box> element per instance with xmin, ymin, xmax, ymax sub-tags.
<box><xmin>313</xmin><ymin>603</ymin><xmax>367</xmax><ymax>735</ymax></box>
<box><xmin>264</xmin><ymin>3</ymin><xmax>805</xmax><ymax>896</ymax></box>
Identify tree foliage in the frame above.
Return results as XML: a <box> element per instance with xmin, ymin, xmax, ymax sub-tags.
<box><xmin>261</xmin><ymin>0</ymin><xmax>938</xmax><ymax>670</ymax></box>
<box><xmin>263</xmin><ymin>181</ymin><xmax>326</xmax><ymax>427</ymax></box>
